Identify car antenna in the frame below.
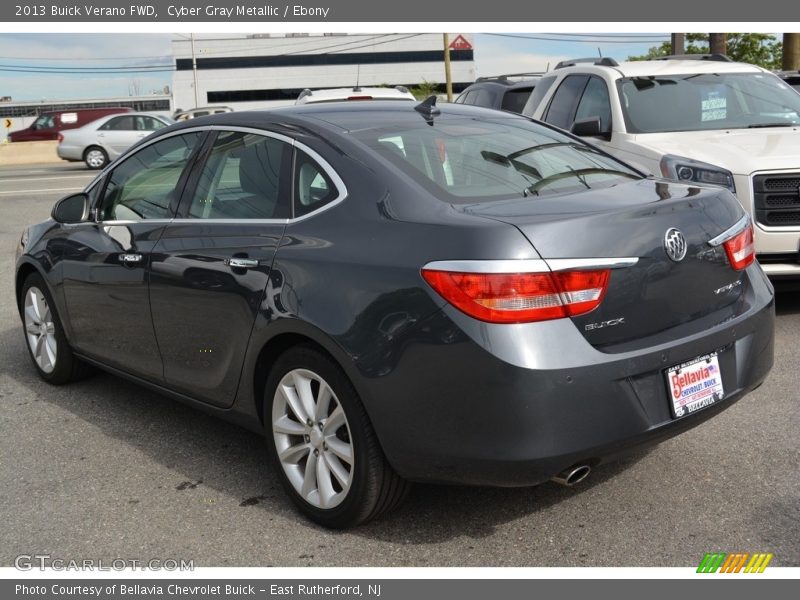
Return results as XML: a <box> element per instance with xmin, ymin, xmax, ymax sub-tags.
<box><xmin>354</xmin><ymin>65</ymin><xmax>361</xmax><ymax>92</ymax></box>
<box><xmin>414</xmin><ymin>95</ymin><xmax>440</xmax><ymax>125</ymax></box>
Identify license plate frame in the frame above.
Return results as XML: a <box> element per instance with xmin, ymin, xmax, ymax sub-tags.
<box><xmin>665</xmin><ymin>352</ymin><xmax>725</xmax><ymax>419</ymax></box>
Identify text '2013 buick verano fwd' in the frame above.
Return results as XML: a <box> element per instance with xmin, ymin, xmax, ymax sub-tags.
<box><xmin>15</xmin><ymin>100</ymin><xmax>774</xmax><ymax>527</ymax></box>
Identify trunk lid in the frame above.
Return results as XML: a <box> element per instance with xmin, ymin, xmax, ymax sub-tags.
<box><xmin>458</xmin><ymin>179</ymin><xmax>749</xmax><ymax>348</ymax></box>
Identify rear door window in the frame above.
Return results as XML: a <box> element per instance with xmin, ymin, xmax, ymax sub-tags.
<box><xmin>101</xmin><ymin>116</ymin><xmax>135</xmax><ymax>131</ymax></box>
<box><xmin>501</xmin><ymin>87</ymin><xmax>534</xmax><ymax>113</ymax></box>
<box><xmin>187</xmin><ymin>131</ymin><xmax>292</xmax><ymax>220</ymax></box>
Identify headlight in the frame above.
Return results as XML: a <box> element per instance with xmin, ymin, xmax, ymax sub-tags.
<box><xmin>659</xmin><ymin>155</ymin><xmax>736</xmax><ymax>193</ymax></box>
<box><xmin>20</xmin><ymin>228</ymin><xmax>29</xmax><ymax>249</ymax></box>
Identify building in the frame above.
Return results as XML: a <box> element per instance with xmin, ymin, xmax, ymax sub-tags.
<box><xmin>171</xmin><ymin>33</ymin><xmax>476</xmax><ymax>111</ymax></box>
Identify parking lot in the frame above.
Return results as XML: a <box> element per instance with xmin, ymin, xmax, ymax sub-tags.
<box><xmin>0</xmin><ymin>163</ymin><xmax>798</xmax><ymax>567</ymax></box>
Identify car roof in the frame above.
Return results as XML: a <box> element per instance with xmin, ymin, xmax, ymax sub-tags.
<box><xmin>554</xmin><ymin>58</ymin><xmax>767</xmax><ymax>79</ymax></box>
<box><xmin>161</xmin><ymin>100</ymin><xmax>529</xmax><ymax>136</ymax></box>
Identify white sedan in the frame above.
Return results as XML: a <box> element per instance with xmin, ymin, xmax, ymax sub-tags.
<box><xmin>57</xmin><ymin>112</ymin><xmax>172</xmax><ymax>169</ymax></box>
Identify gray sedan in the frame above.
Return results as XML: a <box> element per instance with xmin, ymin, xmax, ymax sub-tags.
<box><xmin>57</xmin><ymin>112</ymin><xmax>172</xmax><ymax>169</ymax></box>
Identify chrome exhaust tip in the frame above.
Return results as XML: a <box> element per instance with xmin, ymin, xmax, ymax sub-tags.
<box><xmin>551</xmin><ymin>464</ymin><xmax>591</xmax><ymax>487</ymax></box>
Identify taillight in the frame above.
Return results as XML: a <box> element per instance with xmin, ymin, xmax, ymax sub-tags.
<box><xmin>722</xmin><ymin>223</ymin><xmax>755</xmax><ymax>270</ymax></box>
<box><xmin>57</xmin><ymin>133</ymin><xmax>64</xmax><ymax>143</ymax></box>
<box><xmin>421</xmin><ymin>269</ymin><xmax>610</xmax><ymax>324</ymax></box>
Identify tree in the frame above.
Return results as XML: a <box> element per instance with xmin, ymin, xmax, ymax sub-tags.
<box><xmin>409</xmin><ymin>79</ymin><xmax>440</xmax><ymax>100</ymax></box>
<box><xmin>629</xmin><ymin>33</ymin><xmax>783</xmax><ymax>69</ymax></box>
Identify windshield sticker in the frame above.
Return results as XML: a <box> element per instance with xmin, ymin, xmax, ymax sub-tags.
<box><xmin>701</xmin><ymin>89</ymin><xmax>727</xmax><ymax>121</ymax></box>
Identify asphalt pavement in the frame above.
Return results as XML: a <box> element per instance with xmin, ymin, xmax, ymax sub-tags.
<box><xmin>0</xmin><ymin>164</ymin><xmax>798</xmax><ymax>567</ymax></box>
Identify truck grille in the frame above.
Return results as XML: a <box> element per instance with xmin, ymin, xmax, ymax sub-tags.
<box><xmin>753</xmin><ymin>173</ymin><xmax>800</xmax><ymax>226</ymax></box>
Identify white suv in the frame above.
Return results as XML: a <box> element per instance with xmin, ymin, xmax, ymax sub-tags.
<box><xmin>296</xmin><ymin>86</ymin><xmax>416</xmax><ymax>104</ymax></box>
<box><xmin>523</xmin><ymin>55</ymin><xmax>800</xmax><ymax>276</ymax></box>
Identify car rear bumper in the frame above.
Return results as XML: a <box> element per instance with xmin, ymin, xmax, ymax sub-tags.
<box><xmin>56</xmin><ymin>144</ymin><xmax>83</xmax><ymax>161</ymax></box>
<box><xmin>361</xmin><ymin>264</ymin><xmax>775</xmax><ymax>486</ymax></box>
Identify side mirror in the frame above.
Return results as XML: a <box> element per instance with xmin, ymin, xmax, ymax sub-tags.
<box><xmin>571</xmin><ymin>116</ymin><xmax>610</xmax><ymax>140</ymax></box>
<box><xmin>52</xmin><ymin>193</ymin><xmax>89</xmax><ymax>224</ymax></box>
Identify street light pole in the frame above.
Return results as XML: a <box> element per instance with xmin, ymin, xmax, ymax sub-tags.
<box><xmin>443</xmin><ymin>33</ymin><xmax>453</xmax><ymax>102</ymax></box>
<box><xmin>191</xmin><ymin>33</ymin><xmax>199</xmax><ymax>108</ymax></box>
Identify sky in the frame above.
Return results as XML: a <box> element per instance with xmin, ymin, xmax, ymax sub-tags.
<box><xmin>0</xmin><ymin>32</ymin><xmax>670</xmax><ymax>102</ymax></box>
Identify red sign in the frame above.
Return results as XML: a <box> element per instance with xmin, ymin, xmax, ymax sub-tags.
<box><xmin>449</xmin><ymin>35</ymin><xmax>472</xmax><ymax>50</ymax></box>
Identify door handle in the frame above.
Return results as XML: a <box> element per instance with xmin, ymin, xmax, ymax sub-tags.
<box><xmin>225</xmin><ymin>257</ymin><xmax>259</xmax><ymax>269</ymax></box>
<box><xmin>118</xmin><ymin>253</ymin><xmax>142</xmax><ymax>263</ymax></box>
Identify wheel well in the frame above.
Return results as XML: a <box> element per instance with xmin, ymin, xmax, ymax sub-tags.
<box><xmin>15</xmin><ymin>264</ymin><xmax>38</xmax><ymax>313</ymax></box>
<box><xmin>253</xmin><ymin>333</ymin><xmax>333</xmax><ymax>426</ymax></box>
<box><xmin>83</xmin><ymin>145</ymin><xmax>105</xmax><ymax>158</ymax></box>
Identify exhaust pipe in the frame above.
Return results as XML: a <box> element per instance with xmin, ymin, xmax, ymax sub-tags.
<box><xmin>551</xmin><ymin>464</ymin><xmax>591</xmax><ymax>487</ymax></box>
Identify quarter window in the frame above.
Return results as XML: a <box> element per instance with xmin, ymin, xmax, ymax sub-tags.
<box><xmin>293</xmin><ymin>149</ymin><xmax>337</xmax><ymax>218</ymax></box>
<box><xmin>134</xmin><ymin>116</ymin><xmax>167</xmax><ymax>131</ymax></box>
<box><xmin>99</xmin><ymin>132</ymin><xmax>203</xmax><ymax>221</ymax></box>
<box><xmin>188</xmin><ymin>131</ymin><xmax>291</xmax><ymax>220</ymax></box>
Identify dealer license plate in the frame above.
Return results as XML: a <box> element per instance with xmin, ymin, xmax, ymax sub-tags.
<box><xmin>665</xmin><ymin>352</ymin><xmax>724</xmax><ymax>418</ymax></box>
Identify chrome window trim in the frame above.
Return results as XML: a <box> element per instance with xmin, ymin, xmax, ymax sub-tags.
<box><xmin>91</xmin><ymin>124</ymin><xmax>348</xmax><ymax>226</ymax></box>
<box><xmin>169</xmin><ymin>218</ymin><xmax>290</xmax><ymax>225</ymax></box>
<box><xmin>422</xmin><ymin>258</ymin><xmax>638</xmax><ymax>273</ymax></box>
<box><xmin>708</xmin><ymin>215</ymin><xmax>750</xmax><ymax>247</ymax></box>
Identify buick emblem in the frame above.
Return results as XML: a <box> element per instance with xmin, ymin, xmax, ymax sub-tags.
<box><xmin>664</xmin><ymin>228</ymin><xmax>688</xmax><ymax>262</ymax></box>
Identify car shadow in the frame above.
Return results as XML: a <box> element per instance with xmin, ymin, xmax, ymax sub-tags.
<box><xmin>774</xmin><ymin>282</ymin><xmax>800</xmax><ymax>316</ymax></box>
<box><xmin>0</xmin><ymin>324</ymin><xmax>653</xmax><ymax>542</ymax></box>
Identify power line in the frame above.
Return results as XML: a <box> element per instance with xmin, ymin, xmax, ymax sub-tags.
<box><xmin>484</xmin><ymin>33</ymin><xmax>669</xmax><ymax>43</ymax></box>
<box><xmin>0</xmin><ymin>34</ymin><xmax>433</xmax><ymax>74</ymax></box>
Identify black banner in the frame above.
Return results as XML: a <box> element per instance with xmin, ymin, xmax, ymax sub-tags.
<box><xmin>4</xmin><ymin>579</ymin><xmax>799</xmax><ymax>600</ymax></box>
<box><xmin>2</xmin><ymin>0</ymin><xmax>798</xmax><ymax>22</ymax></box>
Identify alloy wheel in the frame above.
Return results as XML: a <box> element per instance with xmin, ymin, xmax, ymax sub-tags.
<box><xmin>85</xmin><ymin>149</ymin><xmax>106</xmax><ymax>169</ymax></box>
<box><xmin>272</xmin><ymin>368</ymin><xmax>354</xmax><ymax>509</ymax></box>
<box><xmin>24</xmin><ymin>287</ymin><xmax>57</xmax><ymax>374</ymax></box>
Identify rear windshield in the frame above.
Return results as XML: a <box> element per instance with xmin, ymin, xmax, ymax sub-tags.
<box><xmin>352</xmin><ymin>116</ymin><xmax>641</xmax><ymax>200</ymax></box>
<box><xmin>501</xmin><ymin>87</ymin><xmax>534</xmax><ymax>113</ymax></box>
<box><xmin>618</xmin><ymin>72</ymin><xmax>800</xmax><ymax>133</ymax></box>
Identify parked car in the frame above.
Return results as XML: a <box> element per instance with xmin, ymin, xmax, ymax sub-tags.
<box><xmin>522</xmin><ymin>55</ymin><xmax>800</xmax><ymax>277</ymax></box>
<box><xmin>57</xmin><ymin>112</ymin><xmax>173</xmax><ymax>169</ymax></box>
<box><xmin>296</xmin><ymin>86</ymin><xmax>416</xmax><ymax>104</ymax></box>
<box><xmin>16</xmin><ymin>101</ymin><xmax>774</xmax><ymax>528</ymax></box>
<box><xmin>173</xmin><ymin>106</ymin><xmax>234</xmax><ymax>121</ymax></box>
<box><xmin>776</xmin><ymin>70</ymin><xmax>800</xmax><ymax>92</ymax></box>
<box><xmin>454</xmin><ymin>73</ymin><xmax>542</xmax><ymax>113</ymax></box>
<box><xmin>8</xmin><ymin>107</ymin><xmax>132</xmax><ymax>142</ymax></box>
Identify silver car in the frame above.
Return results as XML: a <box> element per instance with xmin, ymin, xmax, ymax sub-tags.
<box><xmin>57</xmin><ymin>112</ymin><xmax>172</xmax><ymax>169</ymax></box>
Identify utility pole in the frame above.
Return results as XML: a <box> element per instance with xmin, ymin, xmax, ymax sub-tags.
<box><xmin>709</xmin><ymin>33</ymin><xmax>727</xmax><ymax>55</ymax></box>
<box><xmin>671</xmin><ymin>33</ymin><xmax>685</xmax><ymax>55</ymax></box>
<box><xmin>443</xmin><ymin>33</ymin><xmax>453</xmax><ymax>102</ymax></box>
<box><xmin>783</xmin><ymin>33</ymin><xmax>800</xmax><ymax>70</ymax></box>
<box><xmin>190</xmin><ymin>33</ymin><xmax>200</xmax><ymax>108</ymax></box>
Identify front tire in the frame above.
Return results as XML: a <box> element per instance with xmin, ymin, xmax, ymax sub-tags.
<box><xmin>264</xmin><ymin>345</ymin><xmax>409</xmax><ymax>528</ymax></box>
<box><xmin>84</xmin><ymin>146</ymin><xmax>108</xmax><ymax>170</ymax></box>
<box><xmin>21</xmin><ymin>273</ymin><xmax>91</xmax><ymax>384</ymax></box>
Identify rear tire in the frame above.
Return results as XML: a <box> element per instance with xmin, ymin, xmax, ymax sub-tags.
<box><xmin>264</xmin><ymin>344</ymin><xmax>410</xmax><ymax>528</ymax></box>
<box><xmin>84</xmin><ymin>146</ymin><xmax>108</xmax><ymax>170</ymax></box>
<box><xmin>20</xmin><ymin>273</ymin><xmax>92</xmax><ymax>385</ymax></box>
